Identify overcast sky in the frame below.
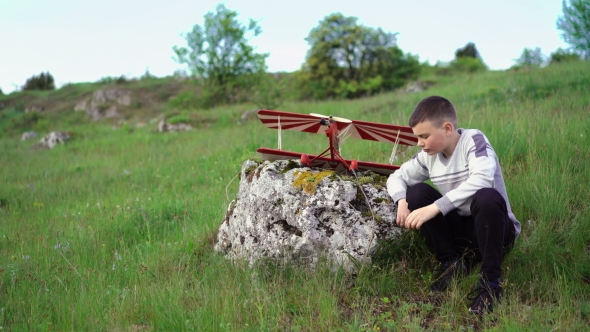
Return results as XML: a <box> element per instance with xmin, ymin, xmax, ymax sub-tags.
<box><xmin>0</xmin><ymin>0</ymin><xmax>568</xmax><ymax>93</ymax></box>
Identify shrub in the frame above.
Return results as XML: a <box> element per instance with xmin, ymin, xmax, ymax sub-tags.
<box><xmin>99</xmin><ymin>75</ymin><xmax>128</xmax><ymax>85</ymax></box>
<box><xmin>166</xmin><ymin>113</ymin><xmax>192</xmax><ymax>125</ymax></box>
<box><xmin>549</xmin><ymin>48</ymin><xmax>581</xmax><ymax>64</ymax></box>
<box><xmin>22</xmin><ymin>72</ymin><xmax>55</xmax><ymax>91</ymax></box>
<box><xmin>168</xmin><ymin>91</ymin><xmax>202</xmax><ymax>110</ymax></box>
<box><xmin>449</xmin><ymin>57</ymin><xmax>488</xmax><ymax>73</ymax></box>
<box><xmin>252</xmin><ymin>74</ymin><xmax>285</xmax><ymax>110</ymax></box>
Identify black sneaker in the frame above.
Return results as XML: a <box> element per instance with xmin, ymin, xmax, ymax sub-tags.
<box><xmin>468</xmin><ymin>279</ymin><xmax>502</xmax><ymax>315</ymax></box>
<box><xmin>430</xmin><ymin>260</ymin><xmax>469</xmax><ymax>292</ymax></box>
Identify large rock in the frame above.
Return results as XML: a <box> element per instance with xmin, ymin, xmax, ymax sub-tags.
<box><xmin>32</xmin><ymin>131</ymin><xmax>69</xmax><ymax>149</ymax></box>
<box><xmin>74</xmin><ymin>88</ymin><xmax>131</xmax><ymax>120</ymax></box>
<box><xmin>215</xmin><ymin>159</ymin><xmax>402</xmax><ymax>272</ymax></box>
<box><xmin>157</xmin><ymin>119</ymin><xmax>193</xmax><ymax>132</ymax></box>
<box><xmin>21</xmin><ymin>131</ymin><xmax>38</xmax><ymax>141</ymax></box>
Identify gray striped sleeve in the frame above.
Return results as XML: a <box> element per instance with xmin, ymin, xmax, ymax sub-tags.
<box><xmin>471</xmin><ymin>133</ymin><xmax>488</xmax><ymax>157</ymax></box>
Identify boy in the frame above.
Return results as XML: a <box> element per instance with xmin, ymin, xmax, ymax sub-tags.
<box><xmin>387</xmin><ymin>96</ymin><xmax>521</xmax><ymax>315</ymax></box>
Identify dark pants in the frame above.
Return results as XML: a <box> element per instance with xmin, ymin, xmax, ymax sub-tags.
<box><xmin>407</xmin><ymin>183</ymin><xmax>515</xmax><ymax>281</ymax></box>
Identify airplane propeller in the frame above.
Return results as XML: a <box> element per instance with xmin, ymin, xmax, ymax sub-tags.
<box><xmin>309</xmin><ymin>113</ymin><xmax>352</xmax><ymax>124</ymax></box>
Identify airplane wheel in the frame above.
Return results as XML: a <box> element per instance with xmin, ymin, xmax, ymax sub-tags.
<box><xmin>300</xmin><ymin>154</ymin><xmax>310</xmax><ymax>168</ymax></box>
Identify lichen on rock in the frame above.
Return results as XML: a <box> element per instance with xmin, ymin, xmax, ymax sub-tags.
<box><xmin>292</xmin><ymin>170</ymin><xmax>335</xmax><ymax>195</ymax></box>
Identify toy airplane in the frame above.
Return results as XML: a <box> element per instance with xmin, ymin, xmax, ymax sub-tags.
<box><xmin>256</xmin><ymin>110</ymin><xmax>418</xmax><ymax>175</ymax></box>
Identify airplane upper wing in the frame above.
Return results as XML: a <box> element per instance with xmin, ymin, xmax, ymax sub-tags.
<box><xmin>348</xmin><ymin>119</ymin><xmax>418</xmax><ymax>146</ymax></box>
<box><xmin>257</xmin><ymin>110</ymin><xmax>351</xmax><ymax>134</ymax></box>
<box><xmin>257</xmin><ymin>109</ymin><xmax>417</xmax><ymax>145</ymax></box>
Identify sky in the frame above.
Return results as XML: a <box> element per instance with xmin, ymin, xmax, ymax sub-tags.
<box><xmin>0</xmin><ymin>0</ymin><xmax>568</xmax><ymax>94</ymax></box>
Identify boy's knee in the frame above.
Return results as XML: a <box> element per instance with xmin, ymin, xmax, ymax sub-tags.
<box><xmin>407</xmin><ymin>183</ymin><xmax>440</xmax><ymax>210</ymax></box>
<box><xmin>407</xmin><ymin>183</ymin><xmax>433</xmax><ymax>201</ymax></box>
<box><xmin>471</xmin><ymin>188</ymin><xmax>505</xmax><ymax>213</ymax></box>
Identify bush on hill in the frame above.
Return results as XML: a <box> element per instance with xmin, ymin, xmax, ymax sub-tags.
<box><xmin>549</xmin><ymin>48</ymin><xmax>581</xmax><ymax>64</ymax></box>
<box><xmin>22</xmin><ymin>72</ymin><xmax>55</xmax><ymax>91</ymax></box>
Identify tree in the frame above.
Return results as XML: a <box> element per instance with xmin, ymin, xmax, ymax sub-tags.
<box><xmin>173</xmin><ymin>4</ymin><xmax>268</xmax><ymax>105</ymax></box>
<box><xmin>22</xmin><ymin>72</ymin><xmax>55</xmax><ymax>91</ymax></box>
<box><xmin>514</xmin><ymin>47</ymin><xmax>546</xmax><ymax>67</ymax></box>
<box><xmin>557</xmin><ymin>0</ymin><xmax>590</xmax><ymax>59</ymax></box>
<box><xmin>299</xmin><ymin>13</ymin><xmax>419</xmax><ymax>99</ymax></box>
<box><xmin>455</xmin><ymin>42</ymin><xmax>481</xmax><ymax>59</ymax></box>
<box><xmin>448</xmin><ymin>42</ymin><xmax>487</xmax><ymax>73</ymax></box>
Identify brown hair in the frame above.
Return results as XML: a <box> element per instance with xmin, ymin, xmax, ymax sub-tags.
<box><xmin>409</xmin><ymin>96</ymin><xmax>457</xmax><ymax>128</ymax></box>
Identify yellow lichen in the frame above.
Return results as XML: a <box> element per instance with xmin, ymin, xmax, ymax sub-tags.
<box><xmin>292</xmin><ymin>170</ymin><xmax>335</xmax><ymax>195</ymax></box>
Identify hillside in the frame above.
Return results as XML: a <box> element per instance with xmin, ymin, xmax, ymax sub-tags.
<box><xmin>1</xmin><ymin>62</ymin><xmax>589</xmax><ymax>330</ymax></box>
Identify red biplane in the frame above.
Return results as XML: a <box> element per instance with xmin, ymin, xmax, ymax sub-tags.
<box><xmin>256</xmin><ymin>110</ymin><xmax>418</xmax><ymax>175</ymax></box>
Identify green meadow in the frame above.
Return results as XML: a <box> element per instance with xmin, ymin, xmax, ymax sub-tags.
<box><xmin>1</xmin><ymin>62</ymin><xmax>589</xmax><ymax>330</ymax></box>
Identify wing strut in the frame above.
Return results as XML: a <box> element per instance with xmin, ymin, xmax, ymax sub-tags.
<box><xmin>278</xmin><ymin>116</ymin><xmax>282</xmax><ymax>150</ymax></box>
<box><xmin>388</xmin><ymin>130</ymin><xmax>401</xmax><ymax>165</ymax></box>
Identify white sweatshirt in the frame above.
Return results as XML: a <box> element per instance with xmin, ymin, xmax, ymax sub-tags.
<box><xmin>387</xmin><ymin>128</ymin><xmax>521</xmax><ymax>237</ymax></box>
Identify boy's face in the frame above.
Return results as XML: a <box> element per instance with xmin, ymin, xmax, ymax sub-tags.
<box><xmin>411</xmin><ymin>120</ymin><xmax>452</xmax><ymax>156</ymax></box>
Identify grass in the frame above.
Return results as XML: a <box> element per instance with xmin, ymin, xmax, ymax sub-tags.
<box><xmin>1</xmin><ymin>61</ymin><xmax>590</xmax><ymax>330</ymax></box>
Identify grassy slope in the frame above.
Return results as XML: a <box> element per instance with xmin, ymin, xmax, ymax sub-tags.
<box><xmin>1</xmin><ymin>62</ymin><xmax>589</xmax><ymax>330</ymax></box>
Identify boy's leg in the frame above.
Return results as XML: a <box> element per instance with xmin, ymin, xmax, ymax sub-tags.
<box><xmin>406</xmin><ymin>183</ymin><xmax>473</xmax><ymax>263</ymax></box>
<box><xmin>470</xmin><ymin>188</ymin><xmax>516</xmax><ymax>281</ymax></box>
<box><xmin>468</xmin><ymin>188</ymin><xmax>516</xmax><ymax>314</ymax></box>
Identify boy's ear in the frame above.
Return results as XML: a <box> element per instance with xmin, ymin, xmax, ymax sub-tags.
<box><xmin>443</xmin><ymin>121</ymin><xmax>454</xmax><ymax>135</ymax></box>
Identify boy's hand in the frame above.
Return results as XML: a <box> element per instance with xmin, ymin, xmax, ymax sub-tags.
<box><xmin>396</xmin><ymin>199</ymin><xmax>410</xmax><ymax>228</ymax></box>
<box><xmin>405</xmin><ymin>204</ymin><xmax>440</xmax><ymax>230</ymax></box>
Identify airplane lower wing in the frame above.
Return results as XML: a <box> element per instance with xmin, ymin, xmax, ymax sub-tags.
<box><xmin>257</xmin><ymin>148</ymin><xmax>400</xmax><ymax>175</ymax></box>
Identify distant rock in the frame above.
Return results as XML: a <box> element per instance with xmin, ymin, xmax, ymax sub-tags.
<box><xmin>238</xmin><ymin>108</ymin><xmax>260</xmax><ymax>124</ymax></box>
<box><xmin>402</xmin><ymin>81</ymin><xmax>435</xmax><ymax>94</ymax></box>
<box><xmin>215</xmin><ymin>159</ymin><xmax>402</xmax><ymax>272</ymax></box>
<box><xmin>32</xmin><ymin>131</ymin><xmax>70</xmax><ymax>150</ymax></box>
<box><xmin>75</xmin><ymin>88</ymin><xmax>131</xmax><ymax>120</ymax></box>
<box><xmin>157</xmin><ymin>119</ymin><xmax>193</xmax><ymax>132</ymax></box>
<box><xmin>25</xmin><ymin>105</ymin><xmax>44</xmax><ymax>113</ymax></box>
<box><xmin>21</xmin><ymin>131</ymin><xmax>38</xmax><ymax>141</ymax></box>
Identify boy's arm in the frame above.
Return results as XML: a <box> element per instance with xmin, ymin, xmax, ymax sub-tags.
<box><xmin>387</xmin><ymin>153</ymin><xmax>430</xmax><ymax>203</ymax></box>
<box><xmin>434</xmin><ymin>135</ymin><xmax>497</xmax><ymax>215</ymax></box>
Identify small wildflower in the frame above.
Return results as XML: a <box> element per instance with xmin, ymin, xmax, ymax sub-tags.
<box><xmin>54</xmin><ymin>242</ymin><xmax>70</xmax><ymax>251</ymax></box>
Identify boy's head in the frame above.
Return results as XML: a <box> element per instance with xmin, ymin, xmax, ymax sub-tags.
<box><xmin>409</xmin><ymin>96</ymin><xmax>457</xmax><ymax>129</ymax></box>
<box><xmin>409</xmin><ymin>96</ymin><xmax>460</xmax><ymax>157</ymax></box>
